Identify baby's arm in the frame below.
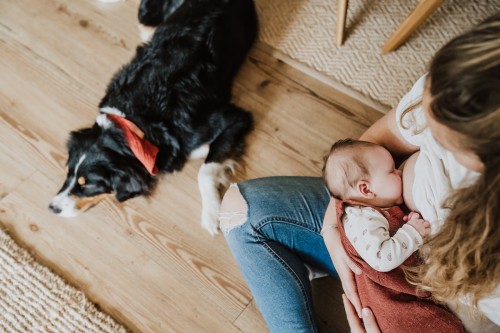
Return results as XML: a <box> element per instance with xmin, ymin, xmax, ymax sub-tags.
<box><xmin>344</xmin><ymin>207</ymin><xmax>424</xmax><ymax>272</ymax></box>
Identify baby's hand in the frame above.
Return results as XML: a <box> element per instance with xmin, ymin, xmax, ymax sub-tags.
<box><xmin>406</xmin><ymin>212</ymin><xmax>430</xmax><ymax>237</ymax></box>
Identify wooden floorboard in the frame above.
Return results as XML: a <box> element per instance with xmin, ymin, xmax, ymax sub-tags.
<box><xmin>0</xmin><ymin>0</ymin><xmax>384</xmax><ymax>332</ymax></box>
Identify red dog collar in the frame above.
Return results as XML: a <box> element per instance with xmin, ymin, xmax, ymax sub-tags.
<box><xmin>106</xmin><ymin>114</ymin><xmax>159</xmax><ymax>176</ymax></box>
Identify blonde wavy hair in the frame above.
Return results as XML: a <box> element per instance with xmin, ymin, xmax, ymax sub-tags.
<box><xmin>404</xmin><ymin>13</ymin><xmax>500</xmax><ymax>310</ymax></box>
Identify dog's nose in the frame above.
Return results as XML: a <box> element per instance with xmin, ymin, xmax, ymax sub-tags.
<box><xmin>48</xmin><ymin>204</ymin><xmax>62</xmax><ymax>214</ymax></box>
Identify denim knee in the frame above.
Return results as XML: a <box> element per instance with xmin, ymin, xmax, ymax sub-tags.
<box><xmin>219</xmin><ymin>184</ymin><xmax>248</xmax><ymax>234</ymax></box>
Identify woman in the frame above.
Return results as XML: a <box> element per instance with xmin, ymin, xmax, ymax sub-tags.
<box><xmin>220</xmin><ymin>13</ymin><xmax>500</xmax><ymax>333</ymax></box>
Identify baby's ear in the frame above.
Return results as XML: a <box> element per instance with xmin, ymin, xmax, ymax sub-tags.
<box><xmin>357</xmin><ymin>181</ymin><xmax>374</xmax><ymax>198</ymax></box>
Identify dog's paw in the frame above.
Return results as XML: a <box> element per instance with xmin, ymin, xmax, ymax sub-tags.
<box><xmin>201</xmin><ymin>208</ymin><xmax>220</xmax><ymax>236</ymax></box>
<box><xmin>198</xmin><ymin>161</ymin><xmax>238</xmax><ymax>235</ymax></box>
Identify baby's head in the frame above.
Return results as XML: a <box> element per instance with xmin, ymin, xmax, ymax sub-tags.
<box><xmin>322</xmin><ymin>139</ymin><xmax>403</xmax><ymax>207</ymax></box>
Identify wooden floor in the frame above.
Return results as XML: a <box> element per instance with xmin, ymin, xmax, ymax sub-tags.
<box><xmin>0</xmin><ymin>0</ymin><xmax>385</xmax><ymax>332</ymax></box>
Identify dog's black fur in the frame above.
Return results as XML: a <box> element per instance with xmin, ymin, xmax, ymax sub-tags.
<box><xmin>138</xmin><ymin>0</ymin><xmax>185</xmax><ymax>27</ymax></box>
<box><xmin>50</xmin><ymin>0</ymin><xmax>257</xmax><ymax>227</ymax></box>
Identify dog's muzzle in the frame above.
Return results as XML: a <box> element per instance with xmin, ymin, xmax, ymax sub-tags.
<box><xmin>48</xmin><ymin>193</ymin><xmax>79</xmax><ymax>217</ymax></box>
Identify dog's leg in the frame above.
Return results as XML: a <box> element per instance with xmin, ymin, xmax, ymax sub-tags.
<box><xmin>197</xmin><ymin>105</ymin><xmax>253</xmax><ymax>234</ymax></box>
<box><xmin>137</xmin><ymin>0</ymin><xmax>162</xmax><ymax>42</ymax></box>
<box><xmin>137</xmin><ymin>0</ymin><xmax>185</xmax><ymax>42</ymax></box>
<box><xmin>198</xmin><ymin>160</ymin><xmax>236</xmax><ymax>235</ymax></box>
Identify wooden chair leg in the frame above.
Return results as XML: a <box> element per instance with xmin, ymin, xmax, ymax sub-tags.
<box><xmin>382</xmin><ymin>0</ymin><xmax>443</xmax><ymax>53</ymax></box>
<box><xmin>336</xmin><ymin>0</ymin><xmax>349</xmax><ymax>46</ymax></box>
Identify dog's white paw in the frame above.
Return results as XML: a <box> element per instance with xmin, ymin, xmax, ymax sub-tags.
<box><xmin>198</xmin><ymin>161</ymin><xmax>236</xmax><ymax>235</ymax></box>
<box><xmin>201</xmin><ymin>206</ymin><xmax>220</xmax><ymax>236</ymax></box>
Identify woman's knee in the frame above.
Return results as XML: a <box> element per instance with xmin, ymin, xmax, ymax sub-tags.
<box><xmin>219</xmin><ymin>184</ymin><xmax>248</xmax><ymax>234</ymax></box>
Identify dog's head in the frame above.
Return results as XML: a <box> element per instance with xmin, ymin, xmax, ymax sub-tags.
<box><xmin>49</xmin><ymin>120</ymin><xmax>157</xmax><ymax>217</ymax></box>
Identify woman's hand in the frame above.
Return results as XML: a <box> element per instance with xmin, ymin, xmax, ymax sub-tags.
<box><xmin>322</xmin><ymin>199</ymin><xmax>363</xmax><ymax>316</ymax></box>
<box><xmin>343</xmin><ymin>294</ymin><xmax>381</xmax><ymax>333</ymax></box>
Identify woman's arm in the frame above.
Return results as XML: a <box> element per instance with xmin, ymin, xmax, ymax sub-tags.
<box><xmin>360</xmin><ymin>108</ymin><xmax>419</xmax><ymax>162</ymax></box>
<box><xmin>323</xmin><ymin>107</ymin><xmax>420</xmax><ymax>322</ymax></box>
<box><xmin>322</xmin><ymin>199</ymin><xmax>363</xmax><ymax>316</ymax></box>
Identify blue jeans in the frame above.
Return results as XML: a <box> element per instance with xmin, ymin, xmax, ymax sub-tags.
<box><xmin>223</xmin><ymin>176</ymin><xmax>338</xmax><ymax>333</ymax></box>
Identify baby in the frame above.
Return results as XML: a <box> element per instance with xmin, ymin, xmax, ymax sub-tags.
<box><xmin>322</xmin><ymin>138</ymin><xmax>463</xmax><ymax>333</ymax></box>
<box><xmin>323</xmin><ymin>138</ymin><xmax>430</xmax><ymax>271</ymax></box>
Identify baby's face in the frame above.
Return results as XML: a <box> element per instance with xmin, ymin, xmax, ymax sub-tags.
<box><xmin>364</xmin><ymin>146</ymin><xmax>403</xmax><ymax>207</ymax></box>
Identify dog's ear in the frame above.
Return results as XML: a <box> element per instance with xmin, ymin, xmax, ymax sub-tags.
<box><xmin>66</xmin><ymin>125</ymin><xmax>102</xmax><ymax>158</ymax></box>
<box><xmin>112</xmin><ymin>172</ymin><xmax>150</xmax><ymax>202</ymax></box>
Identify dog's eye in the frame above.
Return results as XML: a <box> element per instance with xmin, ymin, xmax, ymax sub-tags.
<box><xmin>77</xmin><ymin>176</ymin><xmax>97</xmax><ymax>190</ymax></box>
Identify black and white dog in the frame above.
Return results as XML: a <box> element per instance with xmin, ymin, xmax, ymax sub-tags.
<box><xmin>49</xmin><ymin>0</ymin><xmax>257</xmax><ymax>234</ymax></box>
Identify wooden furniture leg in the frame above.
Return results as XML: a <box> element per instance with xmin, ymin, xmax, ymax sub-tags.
<box><xmin>336</xmin><ymin>0</ymin><xmax>349</xmax><ymax>46</ymax></box>
<box><xmin>382</xmin><ymin>0</ymin><xmax>443</xmax><ymax>53</ymax></box>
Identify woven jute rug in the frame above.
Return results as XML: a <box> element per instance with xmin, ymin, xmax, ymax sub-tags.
<box><xmin>254</xmin><ymin>0</ymin><xmax>500</xmax><ymax>108</ymax></box>
<box><xmin>0</xmin><ymin>228</ymin><xmax>127</xmax><ymax>333</ymax></box>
